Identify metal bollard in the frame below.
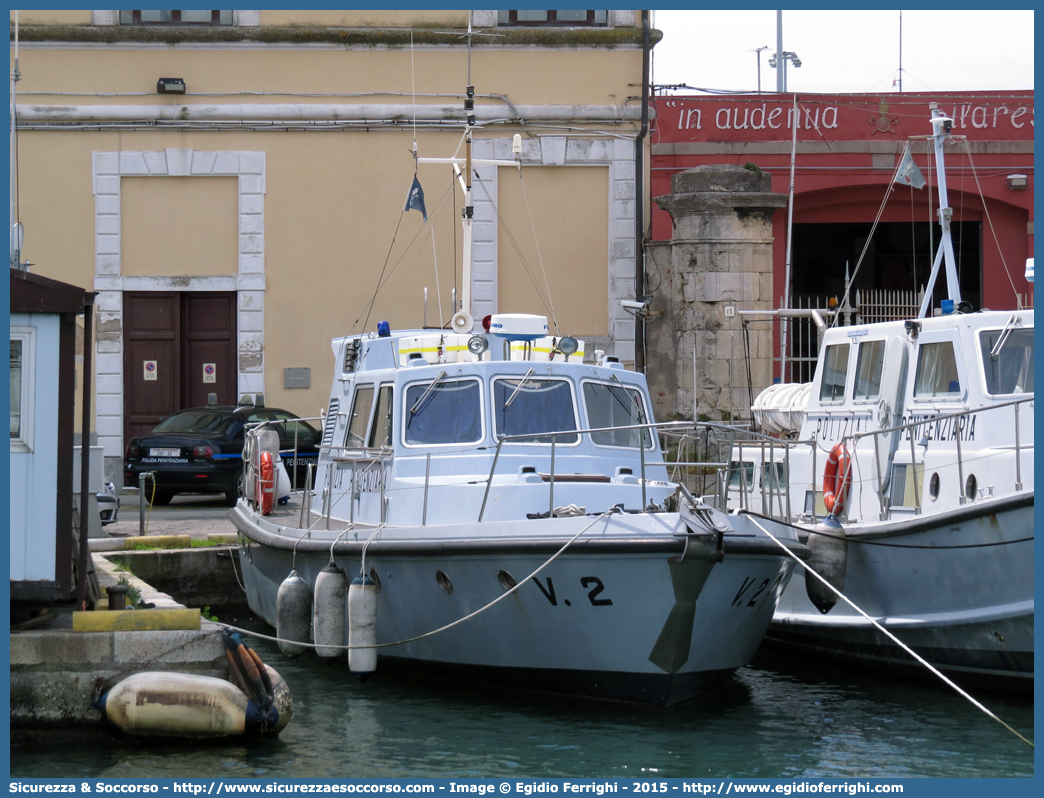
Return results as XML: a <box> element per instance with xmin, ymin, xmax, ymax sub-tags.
<box><xmin>106</xmin><ymin>584</ymin><xmax>128</xmax><ymax>611</ymax></box>
<box><xmin>137</xmin><ymin>471</ymin><xmax>155</xmax><ymax>537</ymax></box>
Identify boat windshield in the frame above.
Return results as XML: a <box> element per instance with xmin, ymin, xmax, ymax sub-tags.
<box><xmin>582</xmin><ymin>381</ymin><xmax>652</xmax><ymax>449</ymax></box>
<box><xmin>979</xmin><ymin>328</ymin><xmax>1034</xmax><ymax>395</ymax></box>
<box><xmin>404</xmin><ymin>378</ymin><xmax>482</xmax><ymax>445</ymax></box>
<box><xmin>493</xmin><ymin>378</ymin><xmax>578</xmax><ymax>444</ymax></box>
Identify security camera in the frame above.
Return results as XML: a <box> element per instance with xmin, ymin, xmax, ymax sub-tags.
<box><xmin>620</xmin><ymin>296</ymin><xmax>655</xmax><ymax>319</ymax></box>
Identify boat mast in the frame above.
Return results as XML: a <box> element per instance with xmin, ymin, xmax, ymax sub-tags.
<box><xmin>917</xmin><ymin>103</ymin><xmax>962</xmax><ymax>318</ymax></box>
<box><xmin>454</xmin><ymin>15</ymin><xmax>476</xmax><ymax>333</ymax></box>
<box><xmin>415</xmin><ymin>11</ymin><xmax>522</xmax><ymax>333</ymax></box>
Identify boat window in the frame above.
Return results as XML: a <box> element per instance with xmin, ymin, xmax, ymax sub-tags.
<box><xmin>727</xmin><ymin>461</ymin><xmax>755</xmax><ymax>493</ymax></box>
<box><xmin>493</xmin><ymin>378</ymin><xmax>578</xmax><ymax>444</ymax></box>
<box><xmin>404</xmin><ymin>379</ymin><xmax>482</xmax><ymax>446</ymax></box>
<box><xmin>818</xmin><ymin>343</ymin><xmax>849</xmax><ymax>402</ymax></box>
<box><xmin>760</xmin><ymin>461</ymin><xmax>787</xmax><ymax>491</ymax></box>
<box><xmin>914</xmin><ymin>342</ymin><xmax>961</xmax><ymax>399</ymax></box>
<box><xmin>582</xmin><ymin>381</ymin><xmax>653</xmax><ymax>449</ymax></box>
<box><xmin>979</xmin><ymin>328</ymin><xmax>1034</xmax><ymax>395</ymax></box>
<box><xmin>345</xmin><ymin>385</ymin><xmax>374</xmax><ymax>447</ymax></box>
<box><xmin>367</xmin><ymin>385</ymin><xmax>394</xmax><ymax>448</ymax></box>
<box><xmin>853</xmin><ymin>339</ymin><xmax>886</xmax><ymax>401</ymax></box>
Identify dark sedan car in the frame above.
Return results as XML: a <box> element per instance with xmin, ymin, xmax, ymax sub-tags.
<box><xmin>124</xmin><ymin>404</ymin><xmax>321</xmax><ymax>506</ymax></box>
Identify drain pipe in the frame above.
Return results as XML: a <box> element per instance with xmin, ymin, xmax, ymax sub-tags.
<box><xmin>633</xmin><ymin>10</ymin><xmax>651</xmax><ymax>373</ymax></box>
<box><xmin>77</xmin><ymin>295</ymin><xmax>95</xmax><ymax>609</ymax></box>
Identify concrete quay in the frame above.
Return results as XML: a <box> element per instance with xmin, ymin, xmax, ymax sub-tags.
<box><xmin>10</xmin><ymin>498</ymin><xmax>246</xmax><ymax>730</ymax></box>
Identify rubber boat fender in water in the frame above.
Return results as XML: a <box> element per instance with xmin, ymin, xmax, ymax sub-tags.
<box><xmin>94</xmin><ymin>665</ymin><xmax>292</xmax><ymax>738</ymax></box>
<box><xmin>804</xmin><ymin>514</ymin><xmax>847</xmax><ymax>614</ymax></box>
<box><xmin>313</xmin><ymin>563</ymin><xmax>347</xmax><ymax>659</ymax></box>
<box><xmin>276</xmin><ymin>569</ymin><xmax>312</xmax><ymax>657</ymax></box>
<box><xmin>348</xmin><ymin>572</ymin><xmax>379</xmax><ymax>682</ymax></box>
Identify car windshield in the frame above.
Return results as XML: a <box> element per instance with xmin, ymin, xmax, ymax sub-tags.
<box><xmin>152</xmin><ymin>411</ymin><xmax>235</xmax><ymax>435</ymax></box>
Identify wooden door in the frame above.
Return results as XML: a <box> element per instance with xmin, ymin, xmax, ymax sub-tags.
<box><xmin>124</xmin><ymin>293</ymin><xmax>180</xmax><ymax>443</ymax></box>
<box><xmin>123</xmin><ymin>292</ymin><xmax>236</xmax><ymax>445</ymax></box>
<box><xmin>182</xmin><ymin>293</ymin><xmax>237</xmax><ymax>410</ymax></box>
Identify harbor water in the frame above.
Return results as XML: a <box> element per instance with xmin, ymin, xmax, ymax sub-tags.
<box><xmin>10</xmin><ymin>609</ymin><xmax>1033</xmax><ymax>779</ymax></box>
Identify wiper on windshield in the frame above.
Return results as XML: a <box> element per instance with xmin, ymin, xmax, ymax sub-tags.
<box><xmin>504</xmin><ymin>367</ymin><xmax>536</xmax><ymax>409</ymax></box>
<box><xmin>408</xmin><ymin>370</ymin><xmax>448</xmax><ymax>423</ymax></box>
<box><xmin>610</xmin><ymin>373</ymin><xmax>645</xmax><ymax>415</ymax></box>
<box><xmin>990</xmin><ymin>314</ymin><xmax>1021</xmax><ymax>361</ymax></box>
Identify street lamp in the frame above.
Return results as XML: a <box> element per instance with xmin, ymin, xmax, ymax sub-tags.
<box><xmin>754</xmin><ymin>46</ymin><xmax>769</xmax><ymax>93</ymax></box>
<box><xmin>769</xmin><ymin>50</ymin><xmax>802</xmax><ymax>92</ymax></box>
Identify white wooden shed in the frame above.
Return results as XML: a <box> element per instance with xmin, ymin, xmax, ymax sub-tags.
<box><xmin>10</xmin><ymin>268</ymin><xmax>95</xmax><ymax>605</ymax></box>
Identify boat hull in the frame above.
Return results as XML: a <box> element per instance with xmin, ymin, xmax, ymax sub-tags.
<box><xmin>767</xmin><ymin>493</ymin><xmax>1034</xmax><ymax>690</ymax></box>
<box><xmin>231</xmin><ymin>504</ymin><xmax>802</xmax><ymax>706</ymax></box>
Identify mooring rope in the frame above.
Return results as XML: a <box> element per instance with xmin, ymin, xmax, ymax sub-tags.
<box><xmin>219</xmin><ymin>509</ymin><xmax>614</xmax><ymax>652</ymax></box>
<box><xmin>747</xmin><ymin>515</ymin><xmax>1033</xmax><ymax>749</ymax></box>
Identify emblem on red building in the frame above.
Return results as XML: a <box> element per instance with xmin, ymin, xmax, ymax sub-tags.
<box><xmin>868</xmin><ymin>100</ymin><xmax>900</xmax><ymax>134</ymax></box>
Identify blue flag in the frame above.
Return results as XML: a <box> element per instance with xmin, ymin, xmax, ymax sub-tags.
<box><xmin>404</xmin><ymin>174</ymin><xmax>427</xmax><ymax>222</ymax></box>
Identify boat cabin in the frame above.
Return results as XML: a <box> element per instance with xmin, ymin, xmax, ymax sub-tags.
<box><xmin>311</xmin><ymin>322</ymin><xmax>674</xmax><ymax>528</ymax></box>
<box><xmin>729</xmin><ymin>308</ymin><xmax>1034</xmax><ymax>525</ymax></box>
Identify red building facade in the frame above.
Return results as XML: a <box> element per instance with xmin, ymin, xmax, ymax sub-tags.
<box><xmin>651</xmin><ymin>91</ymin><xmax>1034</xmax><ymax>315</ymax></box>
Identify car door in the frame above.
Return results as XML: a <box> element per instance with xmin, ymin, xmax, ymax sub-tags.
<box><xmin>270</xmin><ymin>410</ymin><xmax>321</xmax><ymax>487</ymax></box>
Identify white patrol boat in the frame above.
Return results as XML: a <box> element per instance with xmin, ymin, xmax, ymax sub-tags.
<box><xmin>230</xmin><ymin>315</ymin><xmax>806</xmax><ymax>706</ymax></box>
<box><xmin>228</xmin><ymin>64</ymin><xmax>805</xmax><ymax>705</ymax></box>
<box><xmin>725</xmin><ymin>104</ymin><xmax>1033</xmax><ymax>690</ymax></box>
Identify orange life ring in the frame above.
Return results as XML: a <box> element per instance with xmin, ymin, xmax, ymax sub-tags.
<box><xmin>822</xmin><ymin>443</ymin><xmax>851</xmax><ymax>516</ymax></box>
<box><xmin>258</xmin><ymin>451</ymin><xmax>275</xmax><ymax>516</ymax></box>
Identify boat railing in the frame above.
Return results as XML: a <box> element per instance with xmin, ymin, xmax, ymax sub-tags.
<box><xmin>321</xmin><ymin>445</ymin><xmax>393</xmax><ymax>528</ymax></box>
<box><xmin>245</xmin><ymin>414</ymin><xmax>325</xmax><ymax>494</ymax></box>
<box><xmin>474</xmin><ymin>420</ymin><xmax>792</xmax><ymax>523</ymax></box>
<box><xmin>834</xmin><ymin>395</ymin><xmax>1033</xmax><ymax>523</ymax></box>
<box><xmin>689</xmin><ymin>422</ymin><xmax>798</xmax><ymax>522</ymax></box>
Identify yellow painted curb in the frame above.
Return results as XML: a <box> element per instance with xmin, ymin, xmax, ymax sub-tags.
<box><xmin>73</xmin><ymin>608</ymin><xmax>201</xmax><ymax>632</ymax></box>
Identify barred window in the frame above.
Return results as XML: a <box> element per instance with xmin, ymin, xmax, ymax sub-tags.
<box><xmin>497</xmin><ymin>10</ymin><xmax>607</xmax><ymax>27</ymax></box>
<box><xmin>119</xmin><ymin>10</ymin><xmax>233</xmax><ymax>26</ymax></box>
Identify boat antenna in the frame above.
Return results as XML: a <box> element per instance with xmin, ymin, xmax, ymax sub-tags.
<box><xmin>411</xmin><ymin>31</ymin><xmax>417</xmax><ymax>169</ymax></box>
<box><xmin>916</xmin><ymin>104</ymin><xmax>961</xmax><ymax>318</ymax></box>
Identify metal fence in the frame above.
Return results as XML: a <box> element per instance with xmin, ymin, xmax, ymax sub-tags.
<box><xmin>787</xmin><ymin>288</ymin><xmax>922</xmax><ymax>383</ymax></box>
<box><xmin>854</xmin><ymin>287</ymin><xmax>923</xmax><ymax>324</ymax></box>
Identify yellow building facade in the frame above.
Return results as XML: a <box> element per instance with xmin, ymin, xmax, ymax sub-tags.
<box><xmin>10</xmin><ymin>10</ymin><xmax>655</xmax><ymax>485</ymax></box>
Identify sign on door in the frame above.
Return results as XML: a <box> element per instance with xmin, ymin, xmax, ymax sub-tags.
<box><xmin>143</xmin><ymin>360</ymin><xmax>158</xmax><ymax>381</ymax></box>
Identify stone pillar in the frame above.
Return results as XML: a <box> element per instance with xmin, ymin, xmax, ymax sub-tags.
<box><xmin>648</xmin><ymin>165</ymin><xmax>787</xmax><ymax>422</ymax></box>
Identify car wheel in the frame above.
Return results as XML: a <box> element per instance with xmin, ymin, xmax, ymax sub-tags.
<box><xmin>150</xmin><ymin>490</ymin><xmax>174</xmax><ymax>506</ymax></box>
<box><xmin>224</xmin><ymin>467</ymin><xmax>244</xmax><ymax>507</ymax></box>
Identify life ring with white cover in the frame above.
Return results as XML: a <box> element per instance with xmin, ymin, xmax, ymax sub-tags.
<box><xmin>259</xmin><ymin>450</ymin><xmax>275</xmax><ymax>515</ymax></box>
<box><xmin>822</xmin><ymin>443</ymin><xmax>851</xmax><ymax>516</ymax></box>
